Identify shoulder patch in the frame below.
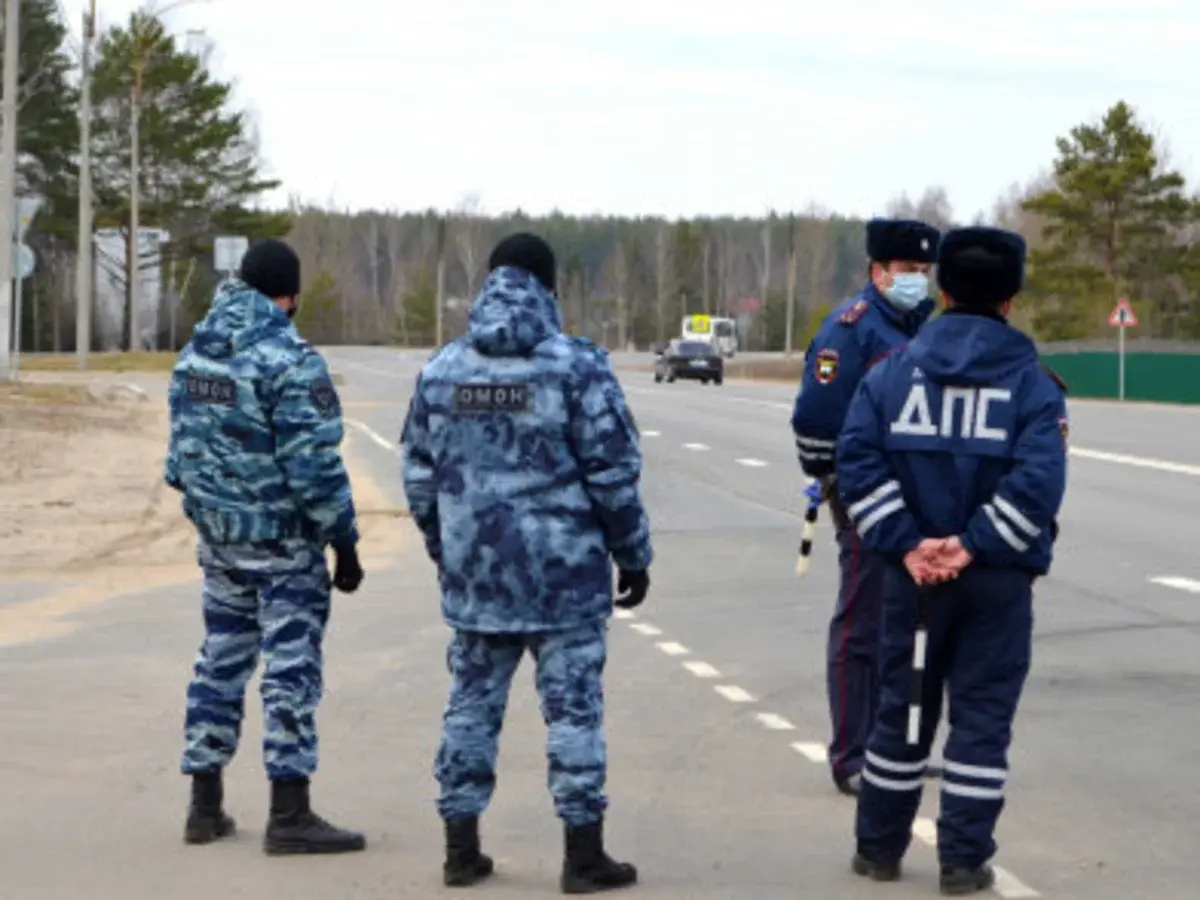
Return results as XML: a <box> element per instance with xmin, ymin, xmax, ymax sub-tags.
<box><xmin>814</xmin><ymin>348</ymin><xmax>839</xmax><ymax>384</ymax></box>
<box><xmin>1059</xmin><ymin>415</ymin><xmax>1069</xmax><ymax>451</ymax></box>
<box><xmin>309</xmin><ymin>378</ymin><xmax>340</xmax><ymax>417</ymax></box>
<box><xmin>839</xmin><ymin>299</ymin><xmax>869</xmax><ymax>325</ymax></box>
<box><xmin>1041</xmin><ymin>363</ymin><xmax>1069</xmax><ymax>394</ymax></box>
<box><xmin>452</xmin><ymin>382</ymin><xmax>532</xmax><ymax>414</ymax></box>
<box><xmin>185</xmin><ymin>374</ymin><xmax>236</xmax><ymax>405</ymax></box>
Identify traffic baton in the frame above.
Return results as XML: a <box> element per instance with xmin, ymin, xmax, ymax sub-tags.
<box><xmin>795</xmin><ymin>479</ymin><xmax>822</xmax><ymax>577</ymax></box>
<box><xmin>906</xmin><ymin>586</ymin><xmax>933</xmax><ymax>745</ymax></box>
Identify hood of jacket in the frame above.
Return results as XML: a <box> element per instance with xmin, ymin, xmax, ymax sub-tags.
<box><xmin>467</xmin><ymin>266</ymin><xmax>563</xmax><ymax>356</ymax></box>
<box><xmin>908</xmin><ymin>309</ymin><xmax>1038</xmax><ymax>385</ymax></box>
<box><xmin>189</xmin><ymin>279</ymin><xmax>293</xmax><ymax>359</ymax></box>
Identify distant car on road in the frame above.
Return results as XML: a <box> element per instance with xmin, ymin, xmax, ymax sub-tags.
<box><xmin>654</xmin><ymin>339</ymin><xmax>724</xmax><ymax>385</ymax></box>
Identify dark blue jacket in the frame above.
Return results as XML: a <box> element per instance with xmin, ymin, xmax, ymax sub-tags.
<box><xmin>790</xmin><ymin>282</ymin><xmax>934</xmax><ymax>476</ymax></box>
<box><xmin>835</xmin><ymin>310</ymin><xmax>1068</xmax><ymax>575</ymax></box>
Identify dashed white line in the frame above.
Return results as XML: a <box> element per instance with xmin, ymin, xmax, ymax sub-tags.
<box><xmin>642</xmin><ymin>430</ymin><xmax>661</xmax><ymax>437</ymax></box>
<box><xmin>1070</xmin><ymin>446</ymin><xmax>1200</xmax><ymax>477</ymax></box>
<box><xmin>912</xmin><ymin>817</ymin><xmax>937</xmax><ymax>845</ymax></box>
<box><xmin>683</xmin><ymin>661</ymin><xmax>721</xmax><ymax>678</ymax></box>
<box><xmin>791</xmin><ymin>742</ymin><xmax>828</xmax><ymax>763</ymax></box>
<box><xmin>1150</xmin><ymin>575</ymin><xmax>1200</xmax><ymax>593</ymax></box>
<box><xmin>714</xmin><ymin>685</ymin><xmax>756</xmax><ymax>703</ymax></box>
<box><xmin>655</xmin><ymin>641</ymin><xmax>689</xmax><ymax>656</ymax></box>
<box><xmin>630</xmin><ymin>622</ymin><xmax>662</xmax><ymax>636</ymax></box>
<box><xmin>735</xmin><ymin>458</ymin><xmax>768</xmax><ymax>467</ymax></box>
<box><xmin>755</xmin><ymin>712</ymin><xmax>794</xmax><ymax>730</ymax></box>
<box><xmin>994</xmin><ymin>866</ymin><xmax>1041</xmax><ymax>898</ymax></box>
<box><xmin>683</xmin><ymin>442</ymin><xmax>709</xmax><ymax>451</ymax></box>
<box><xmin>347</xmin><ymin>418</ymin><xmax>398</xmax><ymax>452</ymax></box>
<box><xmin>613</xmin><ymin>609</ymin><xmax>637</xmax><ymax>620</ymax></box>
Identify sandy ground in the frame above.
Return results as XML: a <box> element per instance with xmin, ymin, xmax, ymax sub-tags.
<box><xmin>0</xmin><ymin>377</ymin><xmax>409</xmax><ymax>648</ymax></box>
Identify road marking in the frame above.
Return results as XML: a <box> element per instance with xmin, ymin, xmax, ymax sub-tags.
<box><xmin>994</xmin><ymin>867</ymin><xmax>1041</xmax><ymax>897</ymax></box>
<box><xmin>1069</xmin><ymin>446</ymin><xmax>1200</xmax><ymax>477</ymax></box>
<box><xmin>684</xmin><ymin>661</ymin><xmax>720</xmax><ymax>678</ymax></box>
<box><xmin>1150</xmin><ymin>575</ymin><xmax>1200</xmax><ymax>593</ymax></box>
<box><xmin>912</xmin><ymin>817</ymin><xmax>937</xmax><ymax>845</ymax></box>
<box><xmin>755</xmin><ymin>712</ymin><xmax>794</xmax><ymax>730</ymax></box>
<box><xmin>683</xmin><ymin>442</ymin><xmax>709</xmax><ymax>451</ymax></box>
<box><xmin>791</xmin><ymin>742</ymin><xmax>828</xmax><ymax>763</ymax></box>
<box><xmin>630</xmin><ymin>622</ymin><xmax>662</xmax><ymax>636</ymax></box>
<box><xmin>656</xmin><ymin>641</ymin><xmax>689</xmax><ymax>656</ymax></box>
<box><xmin>613</xmin><ymin>609</ymin><xmax>637</xmax><ymax>619</ymax></box>
<box><xmin>347</xmin><ymin>418</ymin><xmax>398</xmax><ymax>453</ymax></box>
<box><xmin>735</xmin><ymin>457</ymin><xmax>768</xmax><ymax>467</ymax></box>
<box><xmin>714</xmin><ymin>685</ymin><xmax>755</xmax><ymax>703</ymax></box>
<box><xmin>642</xmin><ymin>430</ymin><xmax>661</xmax><ymax>437</ymax></box>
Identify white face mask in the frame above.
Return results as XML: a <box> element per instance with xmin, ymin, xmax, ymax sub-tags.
<box><xmin>882</xmin><ymin>272</ymin><xmax>929</xmax><ymax>310</ymax></box>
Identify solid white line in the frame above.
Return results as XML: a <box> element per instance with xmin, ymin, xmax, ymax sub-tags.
<box><xmin>735</xmin><ymin>458</ymin><xmax>768</xmax><ymax>467</ymax></box>
<box><xmin>683</xmin><ymin>442</ymin><xmax>709</xmax><ymax>451</ymax></box>
<box><xmin>656</xmin><ymin>641</ymin><xmax>689</xmax><ymax>656</ymax></box>
<box><xmin>1150</xmin><ymin>576</ymin><xmax>1200</xmax><ymax>593</ymax></box>
<box><xmin>630</xmin><ymin>622</ymin><xmax>662</xmax><ymax>636</ymax></box>
<box><xmin>613</xmin><ymin>609</ymin><xmax>636</xmax><ymax>619</ymax></box>
<box><xmin>347</xmin><ymin>418</ymin><xmax>398</xmax><ymax>453</ymax></box>
<box><xmin>790</xmin><ymin>742</ymin><xmax>827</xmax><ymax>763</ymax></box>
<box><xmin>755</xmin><ymin>713</ymin><xmax>794</xmax><ymax>730</ymax></box>
<box><xmin>993</xmin><ymin>865</ymin><xmax>1041</xmax><ymax>898</ymax></box>
<box><xmin>683</xmin><ymin>661</ymin><xmax>720</xmax><ymax>678</ymax></box>
<box><xmin>1070</xmin><ymin>446</ymin><xmax>1200</xmax><ymax>477</ymax></box>
<box><xmin>714</xmin><ymin>685</ymin><xmax>755</xmax><ymax>703</ymax></box>
<box><xmin>642</xmin><ymin>430</ymin><xmax>661</xmax><ymax>437</ymax></box>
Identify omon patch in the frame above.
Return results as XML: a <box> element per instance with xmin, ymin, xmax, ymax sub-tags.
<box><xmin>185</xmin><ymin>374</ymin><xmax>236</xmax><ymax>404</ymax></box>
<box><xmin>452</xmin><ymin>382</ymin><xmax>532</xmax><ymax>414</ymax></box>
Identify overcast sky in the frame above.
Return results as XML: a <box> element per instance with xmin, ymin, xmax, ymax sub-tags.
<box><xmin>62</xmin><ymin>0</ymin><xmax>1200</xmax><ymax>221</ymax></box>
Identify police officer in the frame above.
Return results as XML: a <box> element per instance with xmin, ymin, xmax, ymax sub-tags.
<box><xmin>400</xmin><ymin>232</ymin><xmax>652</xmax><ymax>892</ymax></box>
<box><xmin>790</xmin><ymin>218</ymin><xmax>941</xmax><ymax>795</ymax></box>
<box><xmin>165</xmin><ymin>238</ymin><xmax>367</xmax><ymax>855</ymax></box>
<box><xmin>835</xmin><ymin>226</ymin><xmax>1068</xmax><ymax>894</ymax></box>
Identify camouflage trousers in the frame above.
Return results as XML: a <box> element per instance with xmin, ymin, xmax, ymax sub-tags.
<box><xmin>181</xmin><ymin>539</ymin><xmax>331</xmax><ymax>781</ymax></box>
<box><xmin>436</xmin><ymin>621</ymin><xmax>609</xmax><ymax>826</ymax></box>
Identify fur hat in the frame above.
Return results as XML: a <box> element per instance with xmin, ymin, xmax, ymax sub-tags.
<box><xmin>865</xmin><ymin>218</ymin><xmax>939</xmax><ymax>263</ymax></box>
<box><xmin>936</xmin><ymin>227</ymin><xmax>1026</xmax><ymax>307</ymax></box>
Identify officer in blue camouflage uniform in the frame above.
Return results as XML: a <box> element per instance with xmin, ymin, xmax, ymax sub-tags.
<box><xmin>165</xmin><ymin>238</ymin><xmax>367</xmax><ymax>855</ymax></box>
<box><xmin>836</xmin><ymin>227</ymin><xmax>1068</xmax><ymax>894</ymax></box>
<box><xmin>401</xmin><ymin>233</ymin><xmax>652</xmax><ymax>892</ymax></box>
<box><xmin>790</xmin><ymin>218</ymin><xmax>941</xmax><ymax>796</ymax></box>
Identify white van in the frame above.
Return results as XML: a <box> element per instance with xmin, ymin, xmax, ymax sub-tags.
<box><xmin>681</xmin><ymin>315</ymin><xmax>737</xmax><ymax>357</ymax></box>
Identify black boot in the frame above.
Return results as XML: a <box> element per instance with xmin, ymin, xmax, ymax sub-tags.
<box><xmin>940</xmin><ymin>864</ymin><xmax>994</xmax><ymax>895</ymax></box>
<box><xmin>852</xmin><ymin>853</ymin><xmax>902</xmax><ymax>881</ymax></box>
<box><xmin>560</xmin><ymin>819</ymin><xmax>637</xmax><ymax>894</ymax></box>
<box><xmin>262</xmin><ymin>777</ymin><xmax>366</xmax><ymax>855</ymax></box>
<box><xmin>443</xmin><ymin>817</ymin><xmax>494</xmax><ymax>887</ymax></box>
<box><xmin>184</xmin><ymin>770</ymin><xmax>236</xmax><ymax>844</ymax></box>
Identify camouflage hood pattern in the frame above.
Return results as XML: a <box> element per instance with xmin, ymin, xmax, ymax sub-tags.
<box><xmin>190</xmin><ymin>279</ymin><xmax>293</xmax><ymax>359</ymax></box>
<box><xmin>467</xmin><ymin>266</ymin><xmax>563</xmax><ymax>356</ymax></box>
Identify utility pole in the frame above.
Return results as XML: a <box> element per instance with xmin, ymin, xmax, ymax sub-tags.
<box><xmin>128</xmin><ymin>41</ymin><xmax>145</xmax><ymax>351</ymax></box>
<box><xmin>76</xmin><ymin>1</ymin><xmax>96</xmax><ymax>367</ymax></box>
<box><xmin>759</xmin><ymin>218</ymin><xmax>771</xmax><ymax>351</ymax></box>
<box><xmin>434</xmin><ymin>216</ymin><xmax>446</xmax><ymax>346</ymax></box>
<box><xmin>0</xmin><ymin>0</ymin><xmax>20</xmax><ymax>379</ymax></box>
<box><xmin>784</xmin><ymin>213</ymin><xmax>798</xmax><ymax>357</ymax></box>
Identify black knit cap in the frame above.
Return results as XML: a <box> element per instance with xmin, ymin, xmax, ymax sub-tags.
<box><xmin>488</xmin><ymin>232</ymin><xmax>556</xmax><ymax>292</ymax></box>
<box><xmin>238</xmin><ymin>238</ymin><xmax>301</xmax><ymax>298</ymax></box>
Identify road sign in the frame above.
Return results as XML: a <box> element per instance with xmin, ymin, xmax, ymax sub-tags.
<box><xmin>15</xmin><ymin>195</ymin><xmax>42</xmax><ymax>241</ymax></box>
<box><xmin>15</xmin><ymin>243</ymin><xmax>34</xmax><ymax>279</ymax></box>
<box><xmin>1108</xmin><ymin>298</ymin><xmax>1138</xmax><ymax>327</ymax></box>
<box><xmin>214</xmin><ymin>235</ymin><xmax>248</xmax><ymax>274</ymax></box>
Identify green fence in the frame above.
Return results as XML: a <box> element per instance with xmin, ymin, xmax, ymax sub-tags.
<box><xmin>1039</xmin><ymin>351</ymin><xmax>1200</xmax><ymax>403</ymax></box>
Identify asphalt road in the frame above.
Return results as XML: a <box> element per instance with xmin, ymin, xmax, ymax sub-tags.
<box><xmin>3</xmin><ymin>345</ymin><xmax>1198</xmax><ymax>899</ymax></box>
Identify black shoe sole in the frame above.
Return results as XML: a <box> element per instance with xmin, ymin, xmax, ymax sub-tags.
<box><xmin>940</xmin><ymin>873</ymin><xmax>995</xmax><ymax>895</ymax></box>
<box><xmin>561</xmin><ymin>868</ymin><xmax>638</xmax><ymax>894</ymax></box>
<box><xmin>444</xmin><ymin>857</ymin><xmax>495</xmax><ymax>887</ymax></box>
<box><xmin>263</xmin><ymin>837</ymin><xmax>367</xmax><ymax>855</ymax></box>
<box><xmin>184</xmin><ymin>817</ymin><xmax>236</xmax><ymax>845</ymax></box>
<box><xmin>852</xmin><ymin>854</ymin><xmax>901</xmax><ymax>882</ymax></box>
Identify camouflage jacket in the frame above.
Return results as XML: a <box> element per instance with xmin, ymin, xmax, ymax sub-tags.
<box><xmin>164</xmin><ymin>280</ymin><xmax>358</xmax><ymax>547</ymax></box>
<box><xmin>401</xmin><ymin>266</ymin><xmax>653</xmax><ymax>632</ymax></box>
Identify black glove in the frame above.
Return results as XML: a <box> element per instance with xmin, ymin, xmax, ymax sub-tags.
<box><xmin>615</xmin><ymin>569</ymin><xmax>649</xmax><ymax>609</ymax></box>
<box><xmin>332</xmin><ymin>540</ymin><xmax>364</xmax><ymax>593</ymax></box>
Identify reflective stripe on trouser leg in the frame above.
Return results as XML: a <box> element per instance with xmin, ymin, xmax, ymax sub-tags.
<box><xmin>435</xmin><ymin>632</ymin><xmax>525</xmax><ymax>821</ymax></box>
<box><xmin>907</xmin><ymin>589</ymin><xmax>932</xmax><ymax>744</ymax></box>
<box><xmin>531</xmin><ymin>621</ymin><xmax>609</xmax><ymax>827</ymax></box>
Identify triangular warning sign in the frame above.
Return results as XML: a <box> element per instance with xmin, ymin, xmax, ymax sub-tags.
<box><xmin>1108</xmin><ymin>298</ymin><xmax>1138</xmax><ymax>327</ymax></box>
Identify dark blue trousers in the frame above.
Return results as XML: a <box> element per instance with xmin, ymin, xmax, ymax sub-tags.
<box><xmin>855</xmin><ymin>564</ymin><xmax>1034</xmax><ymax>869</ymax></box>
<box><xmin>826</xmin><ymin>518</ymin><xmax>888</xmax><ymax>780</ymax></box>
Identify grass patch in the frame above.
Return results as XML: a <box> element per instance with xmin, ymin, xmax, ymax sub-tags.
<box><xmin>0</xmin><ymin>381</ymin><xmax>95</xmax><ymax>405</ymax></box>
<box><xmin>20</xmin><ymin>351</ymin><xmax>178</xmax><ymax>372</ymax></box>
